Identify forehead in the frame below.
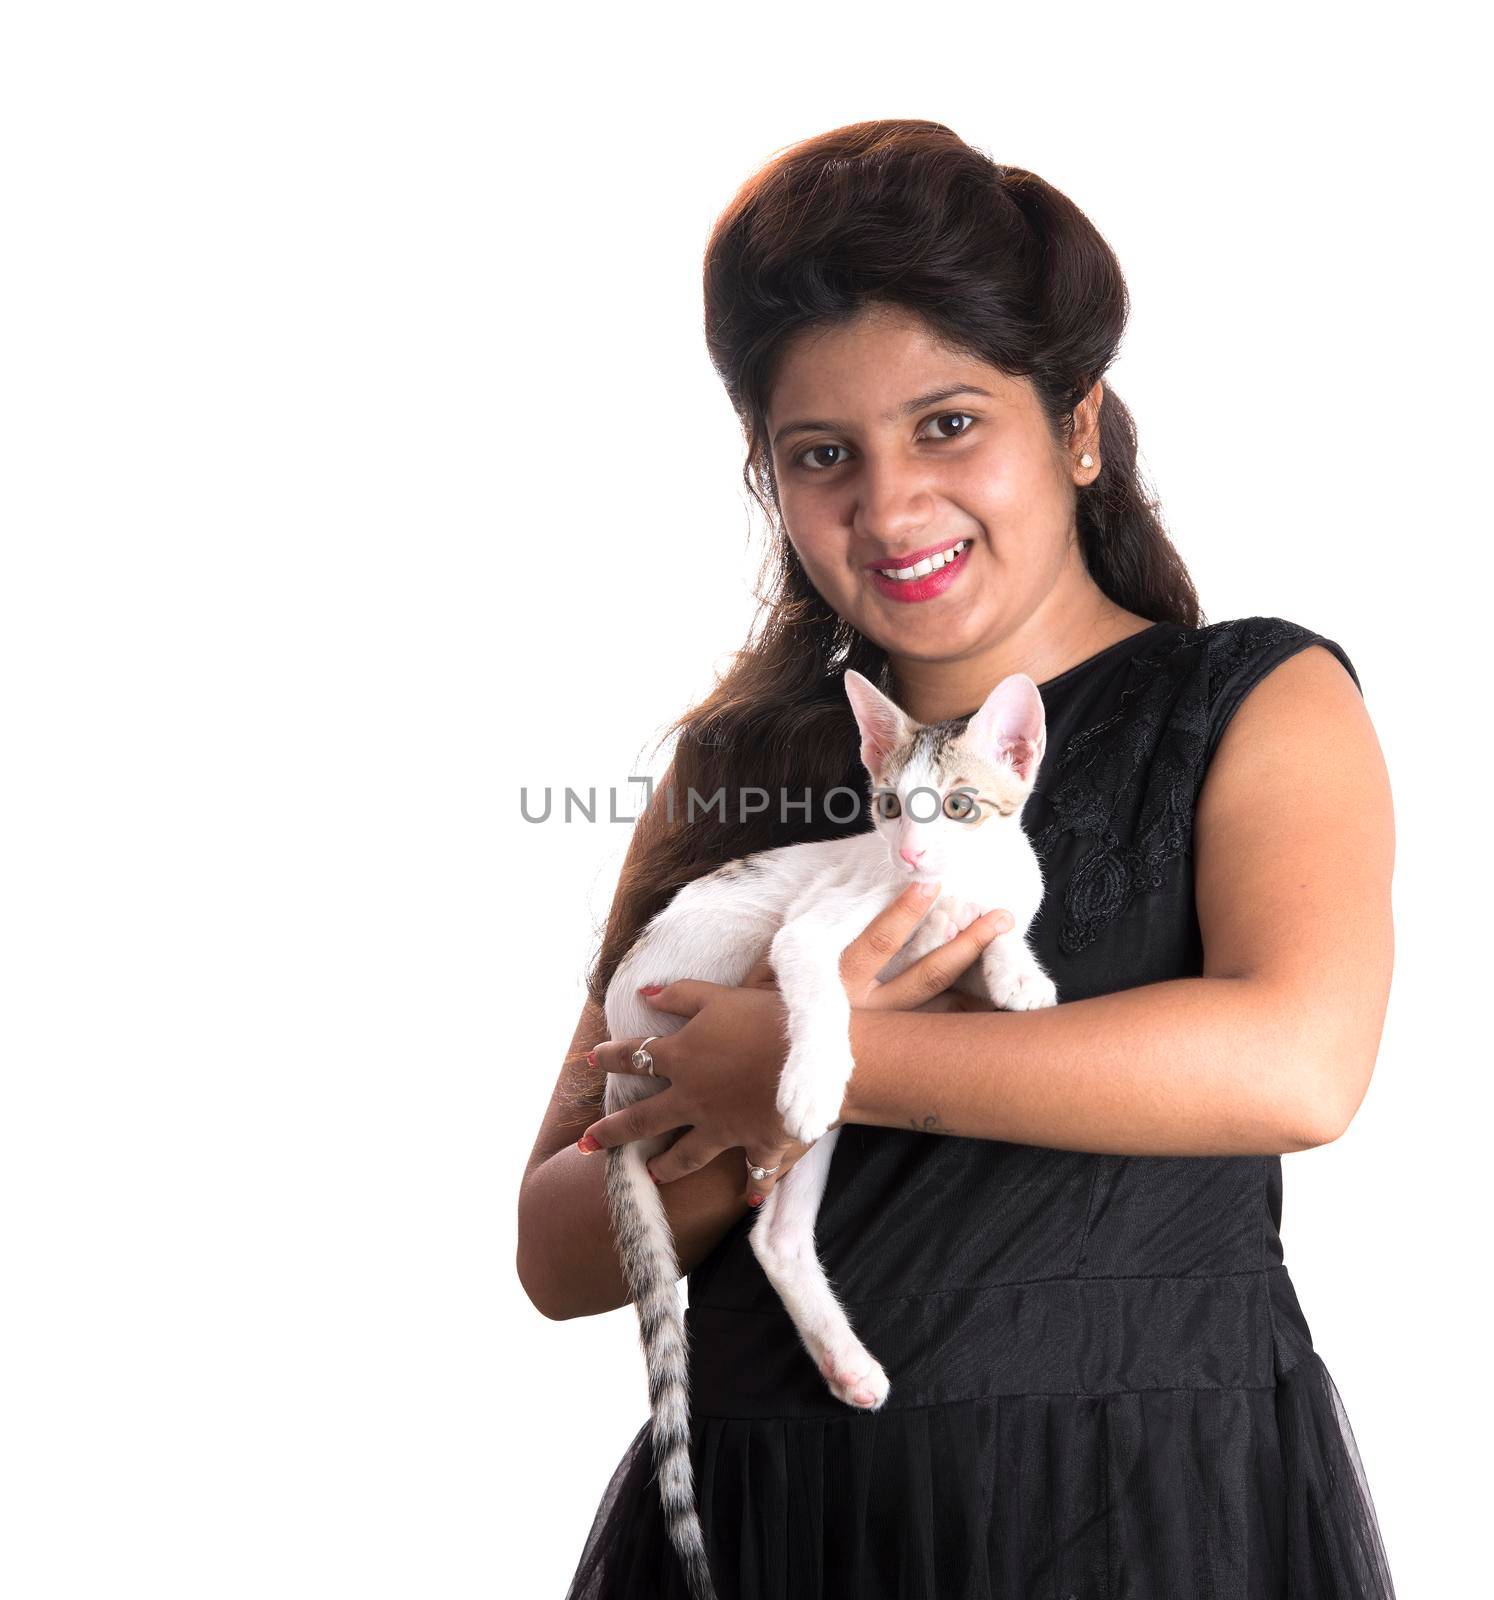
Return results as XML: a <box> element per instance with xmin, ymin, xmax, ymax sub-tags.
<box><xmin>767</xmin><ymin>308</ymin><xmax>1020</xmax><ymax>433</ymax></box>
<box><xmin>886</xmin><ymin>724</ymin><xmax>1027</xmax><ymax>817</ymax></box>
<box><xmin>887</xmin><ymin>722</ymin><xmax>965</xmax><ymax>788</ymax></box>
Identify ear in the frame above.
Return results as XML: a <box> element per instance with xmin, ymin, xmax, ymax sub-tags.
<box><xmin>965</xmin><ymin>674</ymin><xmax>1047</xmax><ymax>786</ymax></box>
<box><xmin>844</xmin><ymin>670</ymin><xmax>911</xmax><ymax>782</ymax></box>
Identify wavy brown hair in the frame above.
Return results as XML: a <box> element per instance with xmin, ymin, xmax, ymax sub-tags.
<box><xmin>583</xmin><ymin>118</ymin><xmax>1202</xmax><ymax>1029</ymax></box>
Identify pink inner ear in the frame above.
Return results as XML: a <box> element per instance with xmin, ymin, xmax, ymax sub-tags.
<box><xmin>994</xmin><ymin>733</ymin><xmax>1043</xmax><ymax>784</ymax></box>
<box><xmin>967</xmin><ymin>677</ymin><xmax>1046</xmax><ymax>783</ymax></box>
<box><xmin>859</xmin><ymin>727</ymin><xmax>899</xmax><ymax>780</ymax></box>
<box><xmin>845</xmin><ymin>674</ymin><xmax>908</xmax><ymax>780</ymax></box>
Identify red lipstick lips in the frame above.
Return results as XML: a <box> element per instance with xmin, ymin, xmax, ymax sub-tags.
<box><xmin>865</xmin><ymin>540</ymin><xmax>972</xmax><ymax>605</ymax></box>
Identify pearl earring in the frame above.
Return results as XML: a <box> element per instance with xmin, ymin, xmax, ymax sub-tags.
<box><xmin>1080</xmin><ymin>453</ymin><xmax>1094</xmax><ymax>469</ymax></box>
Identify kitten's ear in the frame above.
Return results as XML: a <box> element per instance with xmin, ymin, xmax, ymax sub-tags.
<box><xmin>844</xmin><ymin>670</ymin><xmax>912</xmax><ymax>782</ymax></box>
<box><xmin>965</xmin><ymin>674</ymin><xmax>1047</xmax><ymax>786</ymax></box>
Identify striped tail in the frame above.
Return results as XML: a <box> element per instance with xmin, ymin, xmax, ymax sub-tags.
<box><xmin>604</xmin><ymin>1143</ymin><xmax>718</xmax><ymax>1600</ymax></box>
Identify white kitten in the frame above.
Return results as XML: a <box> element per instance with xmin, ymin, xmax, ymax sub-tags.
<box><xmin>601</xmin><ymin>667</ymin><xmax>1059</xmax><ymax>1600</ymax></box>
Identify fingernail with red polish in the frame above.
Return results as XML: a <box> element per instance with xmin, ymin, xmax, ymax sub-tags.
<box><xmin>577</xmin><ymin>1134</ymin><xmax>600</xmax><ymax>1153</ymax></box>
<box><xmin>648</xmin><ymin>1168</ymin><xmax>661</xmax><ymax>1184</ymax></box>
<box><xmin>747</xmin><ymin>1193</ymin><xmax>764</xmax><ymax>1208</ymax></box>
<box><xmin>586</xmin><ymin>1049</ymin><xmax>597</xmax><ymax>1067</ymax></box>
<box><xmin>639</xmin><ymin>984</ymin><xmax>663</xmax><ymax>996</ymax></box>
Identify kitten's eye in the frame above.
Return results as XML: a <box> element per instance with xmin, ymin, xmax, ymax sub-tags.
<box><xmin>943</xmin><ymin>790</ymin><xmax>976</xmax><ymax>821</ymax></box>
<box><xmin>875</xmin><ymin>791</ymin><xmax>902</xmax><ymax>820</ymax></box>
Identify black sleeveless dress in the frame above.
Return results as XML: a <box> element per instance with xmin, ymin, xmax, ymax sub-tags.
<box><xmin>565</xmin><ymin>616</ymin><xmax>1398</xmax><ymax>1600</ymax></box>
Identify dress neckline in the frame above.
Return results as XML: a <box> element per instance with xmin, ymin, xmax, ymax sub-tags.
<box><xmin>1034</xmin><ymin>620</ymin><xmax>1173</xmax><ymax>695</ymax></box>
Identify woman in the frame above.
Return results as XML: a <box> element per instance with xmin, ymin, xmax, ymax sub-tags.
<box><xmin>518</xmin><ymin>121</ymin><xmax>1398</xmax><ymax>1598</ymax></box>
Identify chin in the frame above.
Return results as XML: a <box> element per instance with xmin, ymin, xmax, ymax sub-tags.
<box><xmin>868</xmin><ymin>605</ymin><xmax>987</xmax><ymax>653</ymax></box>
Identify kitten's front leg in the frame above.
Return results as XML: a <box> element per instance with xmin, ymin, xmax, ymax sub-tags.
<box><xmin>980</xmin><ymin>932</ymin><xmax>1059</xmax><ymax>1011</ymax></box>
<box><xmin>770</xmin><ymin>909</ymin><xmax>868</xmax><ymax>1144</ymax></box>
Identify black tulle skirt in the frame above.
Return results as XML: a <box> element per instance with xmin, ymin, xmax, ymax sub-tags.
<box><xmin>564</xmin><ymin>1266</ymin><xmax>1396</xmax><ymax>1599</ymax></box>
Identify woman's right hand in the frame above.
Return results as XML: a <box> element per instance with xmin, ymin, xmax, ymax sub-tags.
<box><xmin>713</xmin><ymin>883</ymin><xmax>1005</xmax><ymax>1204</ymax></box>
<box><xmin>842</xmin><ymin>881</ymin><xmax>1009</xmax><ymax>1013</ymax></box>
<box><xmin>741</xmin><ymin>882</ymin><xmax>1010</xmax><ymax>1012</ymax></box>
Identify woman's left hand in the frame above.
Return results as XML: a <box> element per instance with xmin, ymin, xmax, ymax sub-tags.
<box><xmin>582</xmin><ymin>978</ymin><xmax>807</xmax><ymax>1203</ymax></box>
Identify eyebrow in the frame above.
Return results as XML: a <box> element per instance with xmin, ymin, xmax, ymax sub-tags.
<box><xmin>770</xmin><ymin>385</ymin><xmax>998</xmax><ymax>450</ymax></box>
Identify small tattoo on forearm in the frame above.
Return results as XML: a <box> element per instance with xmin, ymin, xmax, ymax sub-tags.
<box><xmin>910</xmin><ymin>1113</ymin><xmax>958</xmax><ymax>1136</ymax></box>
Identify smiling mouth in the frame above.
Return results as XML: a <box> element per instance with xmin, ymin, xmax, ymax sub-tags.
<box><xmin>871</xmin><ymin>539</ymin><xmax>969</xmax><ymax>581</ymax></box>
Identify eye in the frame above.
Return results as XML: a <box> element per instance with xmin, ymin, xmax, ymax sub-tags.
<box><xmin>790</xmin><ymin>412</ymin><xmax>979</xmax><ymax>473</ymax></box>
<box><xmin>943</xmin><ymin>789</ymin><xmax>977</xmax><ymax>820</ymax></box>
<box><xmin>795</xmin><ymin>442</ymin><xmax>851</xmax><ymax>472</ymax></box>
<box><xmin>875</xmin><ymin>790</ymin><xmax>902</xmax><ymax>820</ymax></box>
<box><xmin>919</xmin><ymin>410</ymin><xmax>977</xmax><ymax>442</ymax></box>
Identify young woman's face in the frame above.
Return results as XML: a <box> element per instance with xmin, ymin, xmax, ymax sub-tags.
<box><xmin>765</xmin><ymin>303</ymin><xmax>1094</xmax><ymax>667</ymax></box>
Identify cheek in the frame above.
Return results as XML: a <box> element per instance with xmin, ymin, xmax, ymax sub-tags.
<box><xmin>951</xmin><ymin>449</ymin><xmax>1062</xmax><ymax>549</ymax></box>
<box><xmin>781</xmin><ymin>510</ymin><xmax>849</xmax><ymax>584</ymax></box>
<box><xmin>952</xmin><ymin>447</ymin><xmax>1010</xmax><ymax>499</ymax></box>
<box><xmin>780</xmin><ymin>475</ymin><xmax>855</xmax><ymax>547</ymax></box>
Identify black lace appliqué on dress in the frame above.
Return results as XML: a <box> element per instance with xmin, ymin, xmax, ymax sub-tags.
<box><xmin>1030</xmin><ymin>616</ymin><xmax>1362</xmax><ymax>957</ymax></box>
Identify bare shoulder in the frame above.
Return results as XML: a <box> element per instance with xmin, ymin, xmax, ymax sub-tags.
<box><xmin>1197</xmin><ymin>642</ymin><xmax>1390</xmax><ymax>839</ymax></box>
<box><xmin>1194</xmin><ymin>642</ymin><xmax>1395</xmax><ymax>1136</ymax></box>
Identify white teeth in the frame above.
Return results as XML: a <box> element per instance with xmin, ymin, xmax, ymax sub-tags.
<box><xmin>878</xmin><ymin>540</ymin><xmax>967</xmax><ymax>581</ymax></box>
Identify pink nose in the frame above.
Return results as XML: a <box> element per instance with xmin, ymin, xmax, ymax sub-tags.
<box><xmin>900</xmin><ymin>846</ymin><xmax>923</xmax><ymax>867</ymax></box>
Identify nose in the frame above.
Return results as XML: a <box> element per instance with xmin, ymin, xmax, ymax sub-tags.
<box><xmin>900</xmin><ymin>846</ymin><xmax>923</xmax><ymax>867</ymax></box>
<box><xmin>856</xmin><ymin>456</ymin><xmax>935</xmax><ymax>546</ymax></box>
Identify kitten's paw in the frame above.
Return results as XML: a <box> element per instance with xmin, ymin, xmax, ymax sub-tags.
<box><xmin>776</xmin><ymin>1068</ymin><xmax>847</xmax><ymax>1144</ymax></box>
<box><xmin>926</xmin><ymin>897</ymin><xmax>985</xmax><ymax>946</ymax></box>
<box><xmin>775</xmin><ymin>1036</ymin><xmax>852</xmax><ymax>1143</ymax></box>
<box><xmin>814</xmin><ymin>1341</ymin><xmax>891</xmax><ymax>1411</ymax></box>
<box><xmin>993</xmin><ymin>966</ymin><xmax>1058</xmax><ymax>1010</ymax></box>
<box><xmin>900</xmin><ymin>913</ymin><xmax>951</xmax><ymax>963</ymax></box>
<box><xmin>928</xmin><ymin>908</ymin><xmax>957</xmax><ymax>945</ymax></box>
<box><xmin>901</xmin><ymin>897</ymin><xmax>978</xmax><ymax>963</ymax></box>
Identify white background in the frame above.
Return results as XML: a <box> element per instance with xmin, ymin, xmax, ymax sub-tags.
<box><xmin>2</xmin><ymin>4</ymin><xmax>1487</xmax><ymax>1595</ymax></box>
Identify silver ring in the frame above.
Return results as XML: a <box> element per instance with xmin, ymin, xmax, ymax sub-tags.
<box><xmin>746</xmin><ymin>1157</ymin><xmax>781</xmax><ymax>1182</ymax></box>
<box><xmin>631</xmin><ymin>1036</ymin><xmax>660</xmax><ymax>1076</ymax></box>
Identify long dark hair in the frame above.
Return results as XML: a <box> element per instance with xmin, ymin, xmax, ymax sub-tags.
<box><xmin>584</xmin><ymin>119</ymin><xmax>1202</xmax><ymax>1021</ymax></box>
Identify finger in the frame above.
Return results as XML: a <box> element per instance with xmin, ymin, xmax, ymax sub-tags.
<box><xmin>741</xmin><ymin>1140</ymin><xmax>797</xmax><ymax>1208</ymax></box>
<box><xmin>589</xmin><ymin>1034</ymin><xmax>673</xmax><ymax>1079</ymax></box>
<box><xmin>909</xmin><ymin>990</ymin><xmax>967</xmax><ymax>1013</ymax></box>
<box><xmin>634</xmin><ymin>978</ymin><xmax>718</xmax><ymax>1017</ymax></box>
<box><xmin>576</xmin><ymin>1090</ymin><xmax>689</xmax><ymax>1153</ymax></box>
<box><xmin>645</xmin><ymin>1129</ymin><xmax>726</xmax><ymax>1185</ymax></box>
<box><xmin>874</xmin><ymin>907</ymin><xmax>1014</xmax><ymax>1010</ymax></box>
<box><xmin>838</xmin><ymin>880</ymin><xmax>943</xmax><ymax>992</ymax></box>
<box><xmin>913</xmin><ymin>988</ymin><xmax>997</xmax><ymax>1014</ymax></box>
<box><xmin>741</xmin><ymin>954</ymin><xmax>778</xmax><ymax>989</ymax></box>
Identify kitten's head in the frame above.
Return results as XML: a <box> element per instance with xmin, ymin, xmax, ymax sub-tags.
<box><xmin>843</xmin><ymin>668</ymin><xmax>1047</xmax><ymax>883</ymax></box>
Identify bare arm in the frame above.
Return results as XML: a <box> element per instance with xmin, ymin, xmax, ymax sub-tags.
<box><xmin>516</xmin><ymin>800</ymin><xmax>1008</xmax><ymax>1318</ymax></box>
<box><xmin>516</xmin><ymin>992</ymin><xmax>759</xmax><ymax>1321</ymax></box>
<box><xmin>515</xmin><ymin>758</ymin><xmax>762</xmax><ymax>1321</ymax></box>
<box><xmin>844</xmin><ymin>645</ymin><xmax>1395</xmax><ymax>1155</ymax></box>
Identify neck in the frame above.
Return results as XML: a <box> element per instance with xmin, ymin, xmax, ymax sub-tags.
<box><xmin>889</xmin><ymin>594</ymin><xmax>1151</xmax><ymax>724</ymax></box>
